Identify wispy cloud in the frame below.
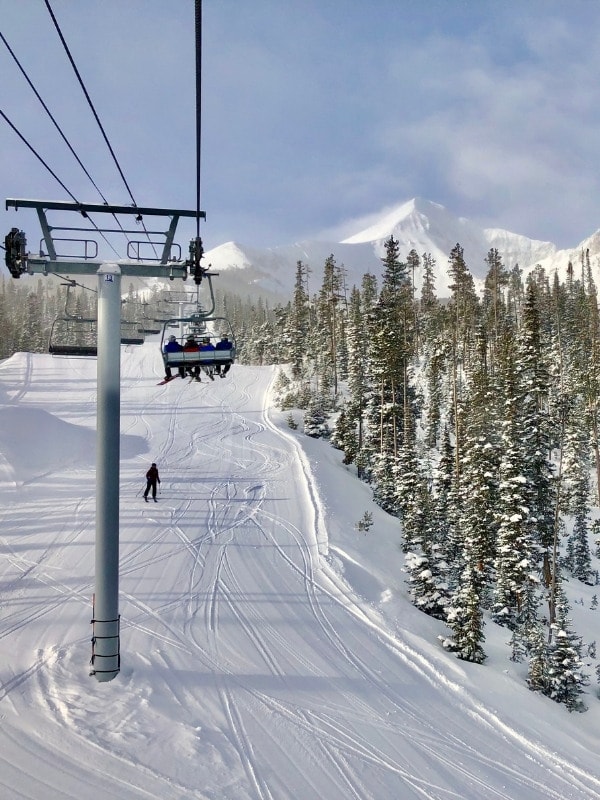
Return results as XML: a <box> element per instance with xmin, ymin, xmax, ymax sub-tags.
<box><xmin>2</xmin><ymin>1</ymin><xmax>600</xmax><ymax>254</ymax></box>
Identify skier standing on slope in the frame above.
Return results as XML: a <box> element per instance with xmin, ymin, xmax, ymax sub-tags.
<box><xmin>143</xmin><ymin>463</ymin><xmax>161</xmax><ymax>502</ymax></box>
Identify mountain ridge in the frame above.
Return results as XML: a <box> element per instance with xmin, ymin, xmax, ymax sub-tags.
<box><xmin>202</xmin><ymin>198</ymin><xmax>600</xmax><ymax>300</ymax></box>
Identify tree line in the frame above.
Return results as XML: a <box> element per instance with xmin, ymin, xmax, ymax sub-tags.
<box><xmin>3</xmin><ymin>241</ymin><xmax>598</xmax><ymax>710</ymax></box>
<box><xmin>270</xmin><ymin>240</ymin><xmax>600</xmax><ymax>712</ymax></box>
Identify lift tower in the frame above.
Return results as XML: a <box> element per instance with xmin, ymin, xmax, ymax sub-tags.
<box><xmin>4</xmin><ymin>198</ymin><xmax>206</xmax><ymax>681</ymax></box>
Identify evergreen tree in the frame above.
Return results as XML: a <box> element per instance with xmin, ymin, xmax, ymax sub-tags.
<box><xmin>423</xmin><ymin>334</ymin><xmax>449</xmax><ymax>449</ymax></box>
<box><xmin>543</xmin><ymin>591</ymin><xmax>587</xmax><ymax>711</ymax></box>
<box><xmin>345</xmin><ymin>286</ymin><xmax>370</xmax><ymax>476</ymax></box>
<box><xmin>365</xmin><ymin>236</ymin><xmax>415</xmax><ymax>478</ymax></box>
<box><xmin>303</xmin><ymin>401</ymin><xmax>330</xmax><ymax>439</ymax></box>
<box><xmin>330</xmin><ymin>406</ymin><xmax>359</xmax><ymax>465</ymax></box>
<box><xmin>288</xmin><ymin>261</ymin><xmax>311</xmax><ymax>379</ymax></box>
<box><xmin>447</xmin><ymin>244</ymin><xmax>479</xmax><ymax>488</ymax></box>
<box><xmin>492</xmin><ymin>324</ymin><xmax>538</xmax><ymax>629</ymax></box>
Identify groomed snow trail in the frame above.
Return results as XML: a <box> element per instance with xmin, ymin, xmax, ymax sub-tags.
<box><xmin>0</xmin><ymin>344</ymin><xmax>599</xmax><ymax>799</ymax></box>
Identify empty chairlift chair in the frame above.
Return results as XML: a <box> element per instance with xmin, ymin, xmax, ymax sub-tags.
<box><xmin>48</xmin><ymin>281</ymin><xmax>98</xmax><ymax>357</ymax></box>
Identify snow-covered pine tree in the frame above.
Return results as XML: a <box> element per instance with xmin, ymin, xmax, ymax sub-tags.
<box><xmin>330</xmin><ymin>406</ymin><xmax>358</xmax><ymax>465</ymax></box>
<box><xmin>371</xmin><ymin>435</ymin><xmax>400</xmax><ymax>515</ymax></box>
<box><xmin>526</xmin><ymin>623</ymin><xmax>549</xmax><ymax>691</ymax></box>
<box><xmin>344</xmin><ymin>285</ymin><xmax>371</xmax><ymax>474</ymax></box>
<box><xmin>363</xmin><ymin>237</ymin><xmax>414</xmax><ymax>497</ymax></box>
<box><xmin>561</xmin><ymin>399</ymin><xmax>592</xmax><ymax>582</ymax></box>
<box><xmin>288</xmin><ymin>260</ymin><xmax>311</xmax><ymax>380</ymax></box>
<box><xmin>423</xmin><ymin>333</ymin><xmax>449</xmax><ymax>449</ymax></box>
<box><xmin>314</xmin><ymin>254</ymin><xmax>346</xmax><ymax>408</ymax></box>
<box><xmin>517</xmin><ymin>281</ymin><xmax>556</xmax><ymax>565</ymax></box>
<box><xmin>445</xmin><ymin>562</ymin><xmax>486</xmax><ymax>663</ymax></box>
<box><xmin>444</xmin><ymin>340</ymin><xmax>500</xmax><ymax>662</ymax></box>
<box><xmin>406</xmin><ymin>426</ymin><xmax>456</xmax><ymax>620</ymax></box>
<box><xmin>482</xmin><ymin>247</ymin><xmax>509</xmax><ymax>366</ymax></box>
<box><xmin>543</xmin><ymin>589</ymin><xmax>587</xmax><ymax>711</ymax></box>
<box><xmin>303</xmin><ymin>401</ymin><xmax>330</xmax><ymax>439</ymax></box>
<box><xmin>492</xmin><ymin>322</ymin><xmax>539</xmax><ymax>629</ymax></box>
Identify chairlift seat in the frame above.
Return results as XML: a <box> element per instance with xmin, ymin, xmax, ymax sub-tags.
<box><xmin>164</xmin><ymin>348</ymin><xmax>235</xmax><ymax>368</ymax></box>
<box><xmin>121</xmin><ymin>337</ymin><xmax>145</xmax><ymax>345</ymax></box>
<box><xmin>49</xmin><ymin>344</ymin><xmax>98</xmax><ymax>357</ymax></box>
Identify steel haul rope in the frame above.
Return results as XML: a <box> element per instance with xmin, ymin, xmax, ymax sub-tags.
<box><xmin>192</xmin><ymin>0</ymin><xmax>205</xmax><ymax>284</ymax></box>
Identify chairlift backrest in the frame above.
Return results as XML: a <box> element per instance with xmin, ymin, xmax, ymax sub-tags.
<box><xmin>48</xmin><ymin>314</ymin><xmax>98</xmax><ymax>357</ymax></box>
<box><xmin>160</xmin><ymin>314</ymin><xmax>236</xmax><ymax>370</ymax></box>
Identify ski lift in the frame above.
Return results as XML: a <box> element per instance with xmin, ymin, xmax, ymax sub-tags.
<box><xmin>120</xmin><ymin>321</ymin><xmax>145</xmax><ymax>346</ymax></box>
<box><xmin>119</xmin><ymin>299</ymin><xmax>145</xmax><ymax>345</ymax></box>
<box><xmin>48</xmin><ymin>281</ymin><xmax>98</xmax><ymax>356</ymax></box>
<box><xmin>137</xmin><ymin>303</ymin><xmax>161</xmax><ymax>335</ymax></box>
<box><xmin>160</xmin><ymin>317</ymin><xmax>236</xmax><ymax>378</ymax></box>
<box><xmin>159</xmin><ymin>273</ymin><xmax>236</xmax><ymax>378</ymax></box>
<box><xmin>50</xmin><ymin>281</ymin><xmax>147</xmax><ymax>354</ymax></box>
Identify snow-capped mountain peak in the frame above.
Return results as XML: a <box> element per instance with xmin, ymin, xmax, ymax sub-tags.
<box><xmin>202</xmin><ymin>198</ymin><xmax>599</xmax><ymax>300</ymax></box>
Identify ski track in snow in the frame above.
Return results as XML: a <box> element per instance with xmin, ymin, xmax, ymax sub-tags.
<box><xmin>0</xmin><ymin>345</ymin><xmax>599</xmax><ymax>799</ymax></box>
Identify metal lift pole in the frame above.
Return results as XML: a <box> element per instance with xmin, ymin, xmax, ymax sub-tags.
<box><xmin>4</xmin><ymin>200</ymin><xmax>205</xmax><ymax>680</ymax></box>
<box><xmin>91</xmin><ymin>262</ymin><xmax>122</xmax><ymax>681</ymax></box>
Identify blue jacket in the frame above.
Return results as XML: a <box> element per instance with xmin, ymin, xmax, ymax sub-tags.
<box><xmin>164</xmin><ymin>340</ymin><xmax>182</xmax><ymax>353</ymax></box>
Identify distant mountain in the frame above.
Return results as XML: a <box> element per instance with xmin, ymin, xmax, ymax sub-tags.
<box><xmin>9</xmin><ymin>199</ymin><xmax>587</xmax><ymax>303</ymax></box>
<box><xmin>340</xmin><ymin>198</ymin><xmax>558</xmax><ymax>294</ymax></box>
<box><xmin>204</xmin><ymin>197</ymin><xmax>596</xmax><ymax>301</ymax></box>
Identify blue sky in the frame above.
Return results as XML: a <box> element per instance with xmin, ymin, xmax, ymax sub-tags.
<box><xmin>1</xmin><ymin>0</ymin><xmax>600</xmax><ymax>259</ymax></box>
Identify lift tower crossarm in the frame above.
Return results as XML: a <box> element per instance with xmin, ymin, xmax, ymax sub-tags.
<box><xmin>6</xmin><ymin>198</ymin><xmax>205</xmax><ymax>218</ymax></box>
<box><xmin>5</xmin><ymin>198</ymin><xmax>206</xmax><ymax>277</ymax></box>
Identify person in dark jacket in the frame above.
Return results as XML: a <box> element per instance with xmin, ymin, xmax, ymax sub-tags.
<box><xmin>200</xmin><ymin>336</ymin><xmax>216</xmax><ymax>380</ymax></box>
<box><xmin>183</xmin><ymin>335</ymin><xmax>201</xmax><ymax>380</ymax></box>
<box><xmin>215</xmin><ymin>334</ymin><xmax>233</xmax><ymax>377</ymax></box>
<box><xmin>144</xmin><ymin>463</ymin><xmax>161</xmax><ymax>502</ymax></box>
<box><xmin>163</xmin><ymin>335</ymin><xmax>184</xmax><ymax>380</ymax></box>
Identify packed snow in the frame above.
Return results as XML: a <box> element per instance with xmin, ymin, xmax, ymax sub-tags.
<box><xmin>1</xmin><ymin>342</ymin><xmax>600</xmax><ymax>799</ymax></box>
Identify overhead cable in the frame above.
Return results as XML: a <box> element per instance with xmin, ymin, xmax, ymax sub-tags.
<box><xmin>0</xmin><ymin>31</ymin><xmax>108</xmax><ymax>203</ymax></box>
<box><xmin>0</xmin><ymin>109</ymin><xmax>121</xmax><ymax>259</ymax></box>
<box><xmin>0</xmin><ymin>108</ymin><xmax>79</xmax><ymax>202</ymax></box>
<box><xmin>44</xmin><ymin>0</ymin><xmax>137</xmax><ymax>207</ymax></box>
<box><xmin>0</xmin><ymin>30</ymin><xmax>130</xmax><ymax>255</ymax></box>
<box><xmin>195</xmin><ymin>0</ymin><xmax>203</xmax><ymax>239</ymax></box>
<box><xmin>44</xmin><ymin>0</ymin><xmax>158</xmax><ymax>258</ymax></box>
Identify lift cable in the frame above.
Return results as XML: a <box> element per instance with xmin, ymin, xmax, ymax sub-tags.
<box><xmin>195</xmin><ymin>0</ymin><xmax>202</xmax><ymax>240</ymax></box>
<box><xmin>44</xmin><ymin>0</ymin><xmax>158</xmax><ymax>259</ymax></box>
<box><xmin>51</xmin><ymin>273</ymin><xmax>98</xmax><ymax>294</ymax></box>
<box><xmin>0</xmin><ymin>109</ymin><xmax>122</xmax><ymax>259</ymax></box>
<box><xmin>1</xmin><ymin>108</ymin><xmax>80</xmax><ymax>203</ymax></box>
<box><xmin>1</xmin><ymin>32</ymin><xmax>106</xmax><ymax>203</ymax></box>
<box><xmin>0</xmin><ymin>31</ymin><xmax>132</xmax><ymax>255</ymax></box>
<box><xmin>191</xmin><ymin>0</ymin><xmax>205</xmax><ymax>285</ymax></box>
<box><xmin>44</xmin><ymin>0</ymin><xmax>136</xmax><ymax>207</ymax></box>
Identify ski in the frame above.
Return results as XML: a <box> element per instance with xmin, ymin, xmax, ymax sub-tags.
<box><xmin>157</xmin><ymin>375</ymin><xmax>177</xmax><ymax>385</ymax></box>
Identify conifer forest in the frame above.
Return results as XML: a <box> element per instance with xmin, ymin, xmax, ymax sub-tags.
<box><xmin>3</xmin><ymin>237</ymin><xmax>598</xmax><ymax>710</ymax></box>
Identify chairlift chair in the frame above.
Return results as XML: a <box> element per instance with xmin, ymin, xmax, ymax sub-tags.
<box><xmin>120</xmin><ymin>320</ymin><xmax>145</xmax><ymax>346</ymax></box>
<box><xmin>160</xmin><ymin>315</ymin><xmax>236</xmax><ymax>377</ymax></box>
<box><xmin>138</xmin><ymin>301</ymin><xmax>161</xmax><ymax>335</ymax></box>
<box><xmin>48</xmin><ymin>281</ymin><xmax>98</xmax><ymax>356</ymax></box>
<box><xmin>48</xmin><ymin>316</ymin><xmax>98</xmax><ymax>356</ymax></box>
